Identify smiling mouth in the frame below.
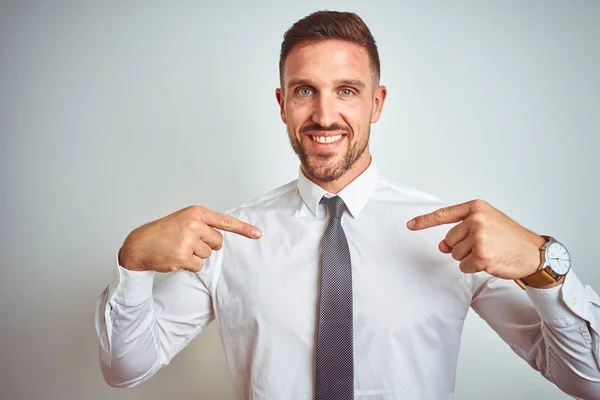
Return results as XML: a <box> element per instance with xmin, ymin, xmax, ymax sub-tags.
<box><xmin>309</xmin><ymin>134</ymin><xmax>344</xmax><ymax>143</ymax></box>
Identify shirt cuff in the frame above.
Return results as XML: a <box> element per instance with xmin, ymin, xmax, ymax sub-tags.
<box><xmin>525</xmin><ymin>270</ymin><xmax>589</xmax><ymax>327</ymax></box>
<box><xmin>107</xmin><ymin>251</ymin><xmax>155</xmax><ymax>307</ymax></box>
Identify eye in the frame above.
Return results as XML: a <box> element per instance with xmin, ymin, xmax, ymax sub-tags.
<box><xmin>339</xmin><ymin>88</ymin><xmax>355</xmax><ymax>96</ymax></box>
<box><xmin>298</xmin><ymin>87</ymin><xmax>314</xmax><ymax>96</ymax></box>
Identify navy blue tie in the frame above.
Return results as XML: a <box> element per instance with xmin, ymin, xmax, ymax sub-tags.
<box><xmin>315</xmin><ymin>196</ymin><xmax>354</xmax><ymax>400</ymax></box>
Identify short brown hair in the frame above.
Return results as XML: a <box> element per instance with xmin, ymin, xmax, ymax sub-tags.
<box><xmin>279</xmin><ymin>11</ymin><xmax>381</xmax><ymax>86</ymax></box>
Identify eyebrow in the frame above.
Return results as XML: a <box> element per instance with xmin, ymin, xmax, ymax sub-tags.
<box><xmin>287</xmin><ymin>78</ymin><xmax>367</xmax><ymax>90</ymax></box>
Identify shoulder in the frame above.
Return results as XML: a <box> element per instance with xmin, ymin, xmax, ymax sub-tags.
<box><xmin>225</xmin><ymin>179</ymin><xmax>300</xmax><ymax>218</ymax></box>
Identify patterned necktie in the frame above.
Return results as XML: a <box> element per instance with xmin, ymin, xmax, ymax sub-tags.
<box><xmin>315</xmin><ymin>196</ymin><xmax>354</xmax><ymax>400</ymax></box>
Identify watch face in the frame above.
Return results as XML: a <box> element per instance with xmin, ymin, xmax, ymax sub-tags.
<box><xmin>546</xmin><ymin>241</ymin><xmax>571</xmax><ymax>275</ymax></box>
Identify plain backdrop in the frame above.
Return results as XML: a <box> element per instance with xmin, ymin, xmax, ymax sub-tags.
<box><xmin>1</xmin><ymin>1</ymin><xmax>599</xmax><ymax>399</ymax></box>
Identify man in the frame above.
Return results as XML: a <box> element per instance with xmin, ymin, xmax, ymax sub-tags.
<box><xmin>95</xmin><ymin>10</ymin><xmax>600</xmax><ymax>399</ymax></box>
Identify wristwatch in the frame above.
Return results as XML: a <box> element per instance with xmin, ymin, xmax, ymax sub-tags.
<box><xmin>515</xmin><ymin>235</ymin><xmax>572</xmax><ymax>290</ymax></box>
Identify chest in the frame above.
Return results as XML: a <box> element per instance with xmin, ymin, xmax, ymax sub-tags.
<box><xmin>213</xmin><ymin>216</ymin><xmax>471</xmax><ymax>337</ymax></box>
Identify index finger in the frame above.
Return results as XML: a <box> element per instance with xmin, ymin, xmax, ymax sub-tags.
<box><xmin>201</xmin><ymin>211</ymin><xmax>262</xmax><ymax>239</ymax></box>
<box><xmin>407</xmin><ymin>201</ymin><xmax>472</xmax><ymax>231</ymax></box>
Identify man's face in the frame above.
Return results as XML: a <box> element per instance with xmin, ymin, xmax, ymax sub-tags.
<box><xmin>276</xmin><ymin>39</ymin><xmax>387</xmax><ymax>183</ymax></box>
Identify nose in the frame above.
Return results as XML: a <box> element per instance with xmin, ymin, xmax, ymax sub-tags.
<box><xmin>311</xmin><ymin>93</ymin><xmax>338</xmax><ymax>128</ymax></box>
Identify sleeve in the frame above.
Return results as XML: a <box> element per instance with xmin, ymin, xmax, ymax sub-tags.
<box><xmin>469</xmin><ymin>269</ymin><xmax>600</xmax><ymax>399</ymax></box>
<box><xmin>94</xmin><ymin>248</ymin><xmax>222</xmax><ymax>388</ymax></box>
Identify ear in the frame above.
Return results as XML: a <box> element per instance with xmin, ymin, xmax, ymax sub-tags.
<box><xmin>370</xmin><ymin>85</ymin><xmax>387</xmax><ymax>124</ymax></box>
<box><xmin>275</xmin><ymin>88</ymin><xmax>287</xmax><ymax>124</ymax></box>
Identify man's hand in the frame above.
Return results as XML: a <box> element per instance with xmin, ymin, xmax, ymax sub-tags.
<box><xmin>406</xmin><ymin>199</ymin><xmax>546</xmax><ymax>280</ymax></box>
<box><xmin>119</xmin><ymin>206</ymin><xmax>262</xmax><ymax>273</ymax></box>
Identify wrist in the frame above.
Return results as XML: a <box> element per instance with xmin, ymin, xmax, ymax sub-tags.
<box><xmin>515</xmin><ymin>235</ymin><xmax>571</xmax><ymax>290</ymax></box>
<box><xmin>118</xmin><ymin>246</ymin><xmax>147</xmax><ymax>272</ymax></box>
<box><xmin>528</xmin><ymin>234</ymin><xmax>548</xmax><ymax>274</ymax></box>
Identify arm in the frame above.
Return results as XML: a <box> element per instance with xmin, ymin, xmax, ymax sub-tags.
<box><xmin>95</xmin><ymin>252</ymin><xmax>219</xmax><ymax>387</ymax></box>
<box><xmin>94</xmin><ymin>205</ymin><xmax>261</xmax><ymax>387</ymax></box>
<box><xmin>407</xmin><ymin>199</ymin><xmax>600</xmax><ymax>398</ymax></box>
<box><xmin>470</xmin><ymin>270</ymin><xmax>600</xmax><ymax>399</ymax></box>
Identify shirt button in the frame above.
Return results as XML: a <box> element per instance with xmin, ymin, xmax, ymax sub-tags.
<box><xmin>113</xmin><ymin>280</ymin><xmax>118</xmax><ymax>287</ymax></box>
<box><xmin>570</xmin><ymin>297</ymin><xmax>577</xmax><ymax>306</ymax></box>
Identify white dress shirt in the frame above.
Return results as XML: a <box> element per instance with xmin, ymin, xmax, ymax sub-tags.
<box><xmin>96</xmin><ymin>160</ymin><xmax>600</xmax><ymax>399</ymax></box>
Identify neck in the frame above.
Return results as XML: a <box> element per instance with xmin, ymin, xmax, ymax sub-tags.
<box><xmin>302</xmin><ymin>150</ymin><xmax>372</xmax><ymax>194</ymax></box>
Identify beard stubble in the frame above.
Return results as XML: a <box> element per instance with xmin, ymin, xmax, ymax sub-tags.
<box><xmin>288</xmin><ymin>125</ymin><xmax>370</xmax><ymax>183</ymax></box>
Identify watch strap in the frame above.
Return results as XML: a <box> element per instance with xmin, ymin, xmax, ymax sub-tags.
<box><xmin>515</xmin><ymin>267</ymin><xmax>560</xmax><ymax>290</ymax></box>
<box><xmin>514</xmin><ymin>235</ymin><xmax>561</xmax><ymax>290</ymax></box>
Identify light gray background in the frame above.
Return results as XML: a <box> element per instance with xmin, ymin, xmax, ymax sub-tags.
<box><xmin>1</xmin><ymin>1</ymin><xmax>598</xmax><ymax>399</ymax></box>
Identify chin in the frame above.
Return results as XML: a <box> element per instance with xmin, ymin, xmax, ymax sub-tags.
<box><xmin>304</xmin><ymin>157</ymin><xmax>346</xmax><ymax>183</ymax></box>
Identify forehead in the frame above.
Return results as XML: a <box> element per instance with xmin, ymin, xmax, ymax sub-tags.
<box><xmin>283</xmin><ymin>39</ymin><xmax>372</xmax><ymax>87</ymax></box>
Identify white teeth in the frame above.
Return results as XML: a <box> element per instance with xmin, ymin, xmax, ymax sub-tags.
<box><xmin>311</xmin><ymin>135</ymin><xmax>342</xmax><ymax>143</ymax></box>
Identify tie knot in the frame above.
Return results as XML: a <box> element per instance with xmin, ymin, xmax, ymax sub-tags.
<box><xmin>320</xmin><ymin>196</ymin><xmax>346</xmax><ymax>219</ymax></box>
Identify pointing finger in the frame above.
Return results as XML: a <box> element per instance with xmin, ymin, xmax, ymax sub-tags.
<box><xmin>202</xmin><ymin>211</ymin><xmax>262</xmax><ymax>239</ymax></box>
<box><xmin>407</xmin><ymin>201</ymin><xmax>472</xmax><ymax>230</ymax></box>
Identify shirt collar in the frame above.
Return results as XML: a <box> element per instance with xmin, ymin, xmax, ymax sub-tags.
<box><xmin>297</xmin><ymin>159</ymin><xmax>380</xmax><ymax>219</ymax></box>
